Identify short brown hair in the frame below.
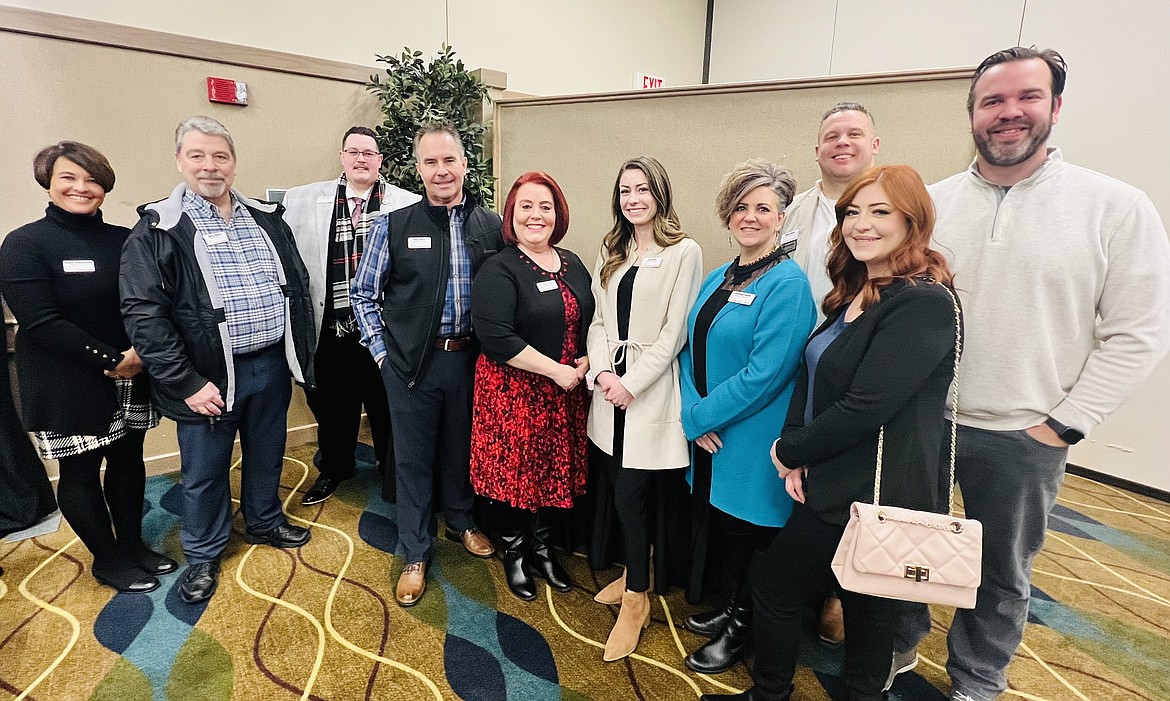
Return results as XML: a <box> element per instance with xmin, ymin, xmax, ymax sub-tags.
<box><xmin>33</xmin><ymin>141</ymin><xmax>116</xmax><ymax>193</ymax></box>
<box><xmin>413</xmin><ymin>122</ymin><xmax>464</xmax><ymax>160</ymax></box>
<box><xmin>967</xmin><ymin>47</ymin><xmax>1067</xmax><ymax>116</ymax></box>
<box><xmin>714</xmin><ymin>159</ymin><xmax>796</xmax><ymax>228</ymax></box>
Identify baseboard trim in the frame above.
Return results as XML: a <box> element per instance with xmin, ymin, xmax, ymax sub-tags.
<box><xmin>1067</xmin><ymin>463</ymin><xmax>1170</xmax><ymax>504</ymax></box>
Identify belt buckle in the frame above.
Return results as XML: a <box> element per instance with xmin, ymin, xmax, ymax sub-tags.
<box><xmin>442</xmin><ymin>338</ymin><xmax>453</xmax><ymax>351</ymax></box>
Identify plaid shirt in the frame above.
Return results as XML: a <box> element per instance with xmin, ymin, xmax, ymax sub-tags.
<box><xmin>182</xmin><ymin>188</ymin><xmax>285</xmax><ymax>354</ymax></box>
<box><xmin>351</xmin><ymin>199</ymin><xmax>471</xmax><ymax>363</ymax></box>
<box><xmin>441</xmin><ymin>200</ymin><xmax>472</xmax><ymax>337</ymax></box>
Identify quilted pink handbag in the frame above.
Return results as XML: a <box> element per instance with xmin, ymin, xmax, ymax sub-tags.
<box><xmin>830</xmin><ymin>284</ymin><xmax>982</xmax><ymax>609</ymax></box>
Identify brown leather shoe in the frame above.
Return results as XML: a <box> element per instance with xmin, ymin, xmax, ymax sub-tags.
<box><xmin>818</xmin><ymin>594</ymin><xmax>845</xmax><ymax>647</ymax></box>
<box><xmin>396</xmin><ymin>561</ymin><xmax>427</xmax><ymax>607</ymax></box>
<box><xmin>445</xmin><ymin>527</ymin><xmax>495</xmax><ymax>558</ymax></box>
<box><xmin>603</xmin><ymin>590</ymin><xmax>651</xmax><ymax>661</ymax></box>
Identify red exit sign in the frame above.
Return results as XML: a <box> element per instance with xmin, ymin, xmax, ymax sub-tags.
<box><xmin>634</xmin><ymin>73</ymin><xmax>664</xmax><ymax>90</ymax></box>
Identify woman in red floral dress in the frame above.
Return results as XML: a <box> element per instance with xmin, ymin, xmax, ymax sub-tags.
<box><xmin>470</xmin><ymin>171</ymin><xmax>594</xmax><ymax>601</ymax></box>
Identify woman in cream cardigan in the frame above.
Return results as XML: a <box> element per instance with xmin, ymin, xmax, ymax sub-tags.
<box><xmin>587</xmin><ymin>155</ymin><xmax>703</xmax><ymax>661</ymax></box>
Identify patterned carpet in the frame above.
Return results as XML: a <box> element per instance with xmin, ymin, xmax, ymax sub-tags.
<box><xmin>2</xmin><ymin>443</ymin><xmax>1168</xmax><ymax>701</ymax></box>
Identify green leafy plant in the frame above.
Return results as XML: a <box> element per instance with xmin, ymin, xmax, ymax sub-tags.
<box><xmin>367</xmin><ymin>45</ymin><xmax>494</xmax><ymax>207</ymax></box>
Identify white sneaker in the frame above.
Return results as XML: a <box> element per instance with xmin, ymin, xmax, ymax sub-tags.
<box><xmin>950</xmin><ymin>692</ymin><xmax>989</xmax><ymax>701</ymax></box>
<box><xmin>883</xmin><ymin>647</ymin><xmax>919</xmax><ymax>691</ymax></box>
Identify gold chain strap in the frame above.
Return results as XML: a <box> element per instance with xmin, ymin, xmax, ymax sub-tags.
<box><xmin>871</xmin><ymin>281</ymin><xmax>963</xmax><ymax>512</ymax></box>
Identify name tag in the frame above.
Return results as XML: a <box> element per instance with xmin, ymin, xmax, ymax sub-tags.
<box><xmin>642</xmin><ymin>257</ymin><xmax>663</xmax><ymax>268</ymax></box>
<box><xmin>728</xmin><ymin>291</ymin><xmax>756</xmax><ymax>306</ymax></box>
<box><xmin>536</xmin><ymin>279</ymin><xmax>559</xmax><ymax>293</ymax></box>
<box><xmin>779</xmin><ymin>229</ymin><xmax>798</xmax><ymax>255</ymax></box>
<box><xmin>203</xmin><ymin>231</ymin><xmax>228</xmax><ymax>246</ymax></box>
<box><xmin>407</xmin><ymin>236</ymin><xmax>432</xmax><ymax>249</ymax></box>
<box><xmin>62</xmin><ymin>259</ymin><xmax>95</xmax><ymax>273</ymax></box>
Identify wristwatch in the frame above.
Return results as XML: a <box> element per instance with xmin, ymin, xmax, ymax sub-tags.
<box><xmin>1044</xmin><ymin>417</ymin><xmax>1084</xmax><ymax>445</ymax></box>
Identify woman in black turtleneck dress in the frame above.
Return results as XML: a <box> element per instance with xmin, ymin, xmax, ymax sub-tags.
<box><xmin>0</xmin><ymin>142</ymin><xmax>173</xmax><ymax>593</ymax></box>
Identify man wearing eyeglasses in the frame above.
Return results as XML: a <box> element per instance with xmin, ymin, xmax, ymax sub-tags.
<box><xmin>282</xmin><ymin>126</ymin><xmax>420</xmax><ymax>506</ymax></box>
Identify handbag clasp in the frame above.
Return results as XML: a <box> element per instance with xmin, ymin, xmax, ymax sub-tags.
<box><xmin>904</xmin><ymin>565</ymin><xmax>931</xmax><ymax>582</ymax></box>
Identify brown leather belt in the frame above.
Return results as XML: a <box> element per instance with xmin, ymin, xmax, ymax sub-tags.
<box><xmin>434</xmin><ymin>336</ymin><xmax>472</xmax><ymax>351</ymax></box>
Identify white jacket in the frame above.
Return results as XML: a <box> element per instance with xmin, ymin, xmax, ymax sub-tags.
<box><xmin>281</xmin><ymin>177</ymin><xmax>420</xmax><ymax>335</ymax></box>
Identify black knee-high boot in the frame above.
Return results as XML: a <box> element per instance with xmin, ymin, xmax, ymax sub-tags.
<box><xmin>490</xmin><ymin>500</ymin><xmax>537</xmax><ymax>601</ymax></box>
<box><xmin>531</xmin><ymin>509</ymin><xmax>571</xmax><ymax>592</ymax></box>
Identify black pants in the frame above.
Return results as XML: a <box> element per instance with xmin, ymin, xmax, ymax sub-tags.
<box><xmin>380</xmin><ymin>348</ymin><xmax>477</xmax><ymax>563</ymax></box>
<box><xmin>305</xmin><ymin>328</ymin><xmax>392</xmax><ymax>480</ymax></box>
<box><xmin>716</xmin><ymin>508</ymin><xmax>779</xmax><ymax>606</ymax></box>
<box><xmin>750</xmin><ymin>502</ymin><xmax>894</xmax><ymax>701</ymax></box>
<box><xmin>56</xmin><ymin>430</ymin><xmax>147</xmax><ymax>571</ymax></box>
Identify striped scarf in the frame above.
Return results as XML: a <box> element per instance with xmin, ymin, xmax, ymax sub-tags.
<box><xmin>327</xmin><ymin>175</ymin><xmax>384</xmax><ymax>334</ymax></box>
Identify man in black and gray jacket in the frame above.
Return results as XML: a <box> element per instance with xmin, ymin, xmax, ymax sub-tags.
<box><xmin>120</xmin><ymin>116</ymin><xmax>316</xmax><ymax>605</ymax></box>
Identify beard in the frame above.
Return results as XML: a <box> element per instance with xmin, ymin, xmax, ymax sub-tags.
<box><xmin>194</xmin><ymin>178</ymin><xmax>229</xmax><ymax>200</ymax></box>
<box><xmin>973</xmin><ymin>117</ymin><xmax>1052</xmax><ymax>167</ymax></box>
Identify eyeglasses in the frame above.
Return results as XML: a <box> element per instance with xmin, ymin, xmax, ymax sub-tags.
<box><xmin>342</xmin><ymin>149</ymin><xmax>381</xmax><ymax>160</ymax></box>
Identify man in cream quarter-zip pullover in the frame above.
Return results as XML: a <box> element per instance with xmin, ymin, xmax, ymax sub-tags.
<box><xmin>888</xmin><ymin>48</ymin><xmax>1170</xmax><ymax>701</ymax></box>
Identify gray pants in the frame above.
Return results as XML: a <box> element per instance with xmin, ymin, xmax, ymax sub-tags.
<box><xmin>896</xmin><ymin>425</ymin><xmax>1067</xmax><ymax>700</ymax></box>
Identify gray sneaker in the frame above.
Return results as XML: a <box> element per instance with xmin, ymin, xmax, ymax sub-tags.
<box><xmin>883</xmin><ymin>647</ymin><xmax>919</xmax><ymax>691</ymax></box>
<box><xmin>950</xmin><ymin>692</ymin><xmax>990</xmax><ymax>701</ymax></box>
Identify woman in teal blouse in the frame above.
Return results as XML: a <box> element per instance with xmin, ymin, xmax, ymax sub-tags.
<box><xmin>679</xmin><ymin>159</ymin><xmax>815</xmax><ymax>673</ymax></box>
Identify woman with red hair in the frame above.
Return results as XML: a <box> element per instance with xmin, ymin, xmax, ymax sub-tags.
<box><xmin>469</xmin><ymin>171</ymin><xmax>593</xmax><ymax>601</ymax></box>
<box><xmin>703</xmin><ymin>165</ymin><xmax>960</xmax><ymax>701</ymax></box>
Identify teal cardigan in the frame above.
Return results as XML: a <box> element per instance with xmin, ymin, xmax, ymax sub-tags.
<box><xmin>680</xmin><ymin>258</ymin><xmax>815</xmax><ymax>527</ymax></box>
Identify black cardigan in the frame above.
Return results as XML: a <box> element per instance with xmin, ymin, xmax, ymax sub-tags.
<box><xmin>470</xmin><ymin>246</ymin><xmax>594</xmax><ymax>364</ymax></box>
<box><xmin>0</xmin><ymin>204</ymin><xmax>134</xmax><ymax>434</ymax></box>
<box><xmin>773</xmin><ymin>279</ymin><xmax>960</xmax><ymax>526</ymax></box>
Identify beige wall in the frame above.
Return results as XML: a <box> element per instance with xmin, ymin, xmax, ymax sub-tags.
<box><xmin>711</xmin><ymin>0</ymin><xmax>1170</xmax><ymax>491</ymax></box>
<box><xmin>0</xmin><ymin>23</ymin><xmax>383</xmax><ymax>467</ymax></box>
<box><xmin>1</xmin><ymin>0</ymin><xmax>708</xmax><ymax>95</ymax></box>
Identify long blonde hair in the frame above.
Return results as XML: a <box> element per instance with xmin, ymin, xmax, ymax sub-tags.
<box><xmin>598</xmin><ymin>156</ymin><xmax>688</xmax><ymax>287</ymax></box>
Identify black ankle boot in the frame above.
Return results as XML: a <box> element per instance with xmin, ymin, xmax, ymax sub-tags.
<box><xmin>685</xmin><ymin>605</ymin><xmax>732</xmax><ymax>638</ymax></box>
<box><xmin>530</xmin><ymin>517</ymin><xmax>571</xmax><ymax>592</ymax></box>
<box><xmin>685</xmin><ymin>602</ymin><xmax>751</xmax><ymax>674</ymax></box>
<box><xmin>498</xmin><ymin>531</ymin><xmax>537</xmax><ymax>601</ymax></box>
<box><xmin>699</xmin><ymin>685</ymin><xmax>791</xmax><ymax>701</ymax></box>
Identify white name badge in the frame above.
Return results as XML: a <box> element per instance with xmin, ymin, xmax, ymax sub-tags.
<box><xmin>407</xmin><ymin>236</ymin><xmax>432</xmax><ymax>249</ymax></box>
<box><xmin>62</xmin><ymin>259</ymin><xmax>95</xmax><ymax>273</ymax></box>
<box><xmin>536</xmin><ymin>279</ymin><xmax>559</xmax><ymax>293</ymax></box>
<box><xmin>203</xmin><ymin>231</ymin><xmax>228</xmax><ymax>246</ymax></box>
<box><xmin>642</xmin><ymin>257</ymin><xmax>663</xmax><ymax>268</ymax></box>
<box><xmin>728</xmin><ymin>291</ymin><xmax>756</xmax><ymax>306</ymax></box>
<box><xmin>780</xmin><ymin>230</ymin><xmax>799</xmax><ymax>247</ymax></box>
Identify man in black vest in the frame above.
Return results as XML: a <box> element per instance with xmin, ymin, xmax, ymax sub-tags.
<box><xmin>351</xmin><ymin>122</ymin><xmax>501</xmax><ymax>606</ymax></box>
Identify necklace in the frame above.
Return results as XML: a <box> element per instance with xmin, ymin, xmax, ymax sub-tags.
<box><xmin>520</xmin><ymin>244</ymin><xmax>560</xmax><ymax>272</ymax></box>
<box><xmin>739</xmin><ymin>243</ymin><xmax>779</xmax><ymax>267</ymax></box>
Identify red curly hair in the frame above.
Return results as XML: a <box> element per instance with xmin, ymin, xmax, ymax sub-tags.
<box><xmin>822</xmin><ymin>165</ymin><xmax>954</xmax><ymax>315</ymax></box>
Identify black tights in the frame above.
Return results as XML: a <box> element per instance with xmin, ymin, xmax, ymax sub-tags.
<box><xmin>56</xmin><ymin>430</ymin><xmax>148</xmax><ymax>577</ymax></box>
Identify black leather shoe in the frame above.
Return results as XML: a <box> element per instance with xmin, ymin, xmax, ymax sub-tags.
<box><xmin>530</xmin><ymin>519</ymin><xmax>572</xmax><ymax>592</ymax></box>
<box><xmin>244</xmin><ymin>522</ymin><xmax>311</xmax><ymax>548</ymax></box>
<box><xmin>686</xmin><ymin>605</ymin><xmax>732</xmax><ymax>638</ymax></box>
<box><xmin>302</xmin><ymin>476</ymin><xmax>344</xmax><ymax>506</ymax></box>
<box><xmin>135</xmin><ymin>548</ymin><xmax>178</xmax><ymax>575</ymax></box>
<box><xmin>180</xmin><ymin>561</ymin><xmax>220</xmax><ymax>603</ymax></box>
<box><xmin>686</xmin><ymin>603</ymin><xmax>751</xmax><ymax>674</ymax></box>
<box><xmin>93</xmin><ymin>566</ymin><xmax>160</xmax><ymax>594</ymax></box>
<box><xmin>498</xmin><ymin>531</ymin><xmax>537</xmax><ymax>601</ymax></box>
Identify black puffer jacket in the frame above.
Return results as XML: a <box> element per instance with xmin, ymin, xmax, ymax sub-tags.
<box><xmin>120</xmin><ymin>184</ymin><xmax>316</xmax><ymax>422</ymax></box>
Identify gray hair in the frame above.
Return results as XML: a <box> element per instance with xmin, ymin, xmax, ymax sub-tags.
<box><xmin>412</xmin><ymin>122</ymin><xmax>465</xmax><ymax>160</ymax></box>
<box><xmin>175</xmin><ymin>116</ymin><xmax>236</xmax><ymax>157</ymax></box>
<box><xmin>715</xmin><ymin>159</ymin><xmax>797</xmax><ymax>228</ymax></box>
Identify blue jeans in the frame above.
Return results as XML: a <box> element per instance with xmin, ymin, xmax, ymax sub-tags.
<box><xmin>175</xmin><ymin>345</ymin><xmax>293</xmax><ymax>564</ymax></box>
<box><xmin>896</xmin><ymin>425</ymin><xmax>1067</xmax><ymax>700</ymax></box>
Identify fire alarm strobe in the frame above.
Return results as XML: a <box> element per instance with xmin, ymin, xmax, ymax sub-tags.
<box><xmin>207</xmin><ymin>77</ymin><xmax>248</xmax><ymax>106</ymax></box>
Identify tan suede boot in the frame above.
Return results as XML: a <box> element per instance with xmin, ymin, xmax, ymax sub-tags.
<box><xmin>603</xmin><ymin>590</ymin><xmax>651</xmax><ymax>661</ymax></box>
<box><xmin>594</xmin><ymin>568</ymin><xmax>627</xmax><ymax>604</ymax></box>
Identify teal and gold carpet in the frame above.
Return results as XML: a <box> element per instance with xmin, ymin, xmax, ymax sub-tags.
<box><xmin>2</xmin><ymin>444</ymin><xmax>1168</xmax><ymax>700</ymax></box>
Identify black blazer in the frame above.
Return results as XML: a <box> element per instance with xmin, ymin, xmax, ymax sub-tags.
<box><xmin>471</xmin><ymin>245</ymin><xmax>593</xmax><ymax>364</ymax></box>
<box><xmin>773</xmin><ymin>278</ymin><xmax>960</xmax><ymax>526</ymax></box>
<box><xmin>0</xmin><ymin>205</ymin><xmax>136</xmax><ymax>434</ymax></box>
